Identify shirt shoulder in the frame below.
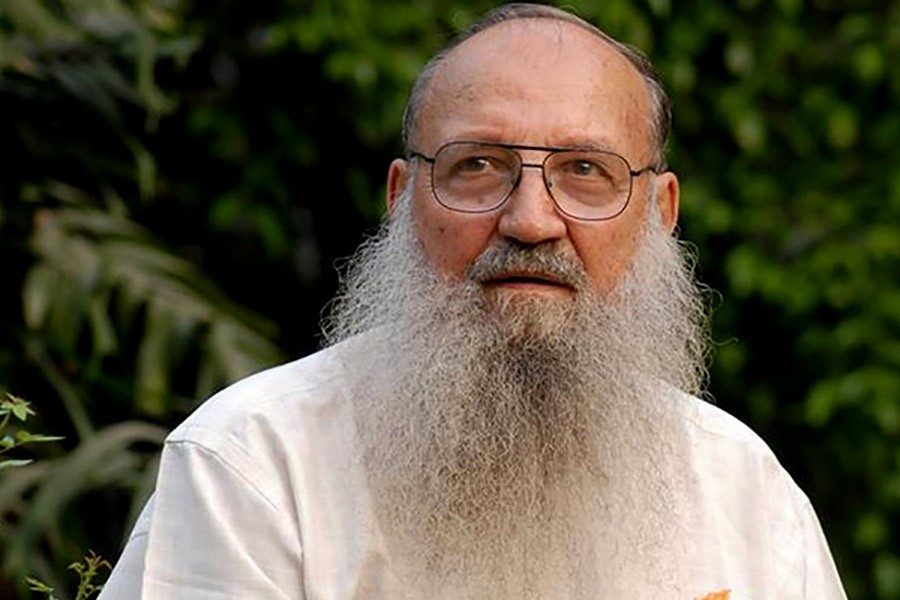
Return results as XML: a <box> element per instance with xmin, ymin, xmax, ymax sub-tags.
<box><xmin>167</xmin><ymin>340</ymin><xmax>355</xmax><ymax>448</ymax></box>
<box><xmin>670</xmin><ymin>390</ymin><xmax>847</xmax><ymax>599</ymax></box>
<box><xmin>159</xmin><ymin>339</ymin><xmax>366</xmax><ymax>513</ymax></box>
<box><xmin>673</xmin><ymin>390</ymin><xmax>790</xmax><ymax>481</ymax></box>
<box><xmin>678</xmin><ymin>391</ymin><xmax>771</xmax><ymax>448</ymax></box>
<box><xmin>673</xmin><ymin>389</ymin><xmax>811</xmax><ymax>518</ymax></box>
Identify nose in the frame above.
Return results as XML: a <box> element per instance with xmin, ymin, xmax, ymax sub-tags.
<box><xmin>496</xmin><ymin>165</ymin><xmax>568</xmax><ymax>245</ymax></box>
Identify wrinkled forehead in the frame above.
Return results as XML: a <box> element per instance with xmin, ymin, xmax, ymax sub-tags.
<box><xmin>415</xmin><ymin>19</ymin><xmax>653</xmax><ymax>158</ymax></box>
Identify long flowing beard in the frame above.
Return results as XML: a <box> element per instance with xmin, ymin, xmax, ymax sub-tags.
<box><xmin>321</xmin><ymin>190</ymin><xmax>709</xmax><ymax>597</ymax></box>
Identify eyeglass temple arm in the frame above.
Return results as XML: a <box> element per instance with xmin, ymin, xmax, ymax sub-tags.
<box><xmin>630</xmin><ymin>165</ymin><xmax>659</xmax><ymax>177</ymax></box>
<box><xmin>407</xmin><ymin>150</ymin><xmax>435</xmax><ymax>163</ymax></box>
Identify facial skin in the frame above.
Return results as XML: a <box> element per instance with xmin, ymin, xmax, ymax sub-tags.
<box><xmin>386</xmin><ymin>18</ymin><xmax>681</xmax><ymax>299</ymax></box>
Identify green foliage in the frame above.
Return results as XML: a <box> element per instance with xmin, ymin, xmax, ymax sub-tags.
<box><xmin>0</xmin><ymin>391</ymin><xmax>159</xmax><ymax>596</ymax></box>
<box><xmin>24</xmin><ymin>195</ymin><xmax>285</xmax><ymax>420</ymax></box>
<box><xmin>0</xmin><ymin>1</ymin><xmax>282</xmax><ymax>596</ymax></box>
<box><xmin>0</xmin><ymin>393</ymin><xmax>64</xmax><ymax>472</ymax></box>
<box><xmin>26</xmin><ymin>550</ymin><xmax>110</xmax><ymax>600</ymax></box>
<box><xmin>0</xmin><ymin>395</ymin><xmax>111</xmax><ymax>597</ymax></box>
<box><xmin>1</xmin><ymin>0</ymin><xmax>898</xmax><ymax>598</ymax></box>
<box><xmin>1</xmin><ymin>419</ymin><xmax>165</xmax><ymax>594</ymax></box>
<box><xmin>644</xmin><ymin>2</ymin><xmax>900</xmax><ymax>597</ymax></box>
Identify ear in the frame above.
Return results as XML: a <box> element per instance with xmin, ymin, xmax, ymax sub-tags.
<box><xmin>653</xmin><ymin>171</ymin><xmax>680</xmax><ymax>234</ymax></box>
<box><xmin>386</xmin><ymin>158</ymin><xmax>410</xmax><ymax>215</ymax></box>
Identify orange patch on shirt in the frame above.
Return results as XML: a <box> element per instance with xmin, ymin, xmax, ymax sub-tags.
<box><xmin>697</xmin><ymin>590</ymin><xmax>731</xmax><ymax>600</ymax></box>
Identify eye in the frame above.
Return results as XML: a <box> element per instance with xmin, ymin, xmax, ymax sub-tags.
<box><xmin>435</xmin><ymin>143</ymin><xmax>516</xmax><ymax>184</ymax></box>
<box><xmin>552</xmin><ymin>152</ymin><xmax>626</xmax><ymax>190</ymax></box>
<box><xmin>564</xmin><ymin>159</ymin><xmax>611</xmax><ymax>180</ymax></box>
<box><xmin>454</xmin><ymin>155</ymin><xmax>494</xmax><ymax>174</ymax></box>
<box><xmin>448</xmin><ymin>153</ymin><xmax>513</xmax><ymax>179</ymax></box>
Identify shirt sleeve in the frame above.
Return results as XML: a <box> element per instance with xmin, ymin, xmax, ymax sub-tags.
<box><xmin>101</xmin><ymin>437</ymin><xmax>305</xmax><ymax>599</ymax></box>
<box><xmin>797</xmin><ymin>499</ymin><xmax>848</xmax><ymax>600</ymax></box>
<box><xmin>772</xmin><ymin>483</ymin><xmax>847</xmax><ymax>600</ymax></box>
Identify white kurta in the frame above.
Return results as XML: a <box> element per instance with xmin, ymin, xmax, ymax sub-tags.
<box><xmin>100</xmin><ymin>341</ymin><xmax>847</xmax><ymax>599</ymax></box>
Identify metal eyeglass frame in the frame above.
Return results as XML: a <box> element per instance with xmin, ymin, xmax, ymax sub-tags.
<box><xmin>407</xmin><ymin>140</ymin><xmax>659</xmax><ymax>221</ymax></box>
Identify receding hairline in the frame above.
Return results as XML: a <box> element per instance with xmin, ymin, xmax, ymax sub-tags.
<box><xmin>402</xmin><ymin>3</ymin><xmax>672</xmax><ymax>169</ymax></box>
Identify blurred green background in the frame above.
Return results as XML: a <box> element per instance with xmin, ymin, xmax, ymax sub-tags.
<box><xmin>1</xmin><ymin>0</ymin><xmax>898</xmax><ymax>597</ymax></box>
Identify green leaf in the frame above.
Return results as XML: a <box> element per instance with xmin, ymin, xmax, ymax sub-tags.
<box><xmin>0</xmin><ymin>459</ymin><xmax>34</xmax><ymax>471</ymax></box>
<box><xmin>19</xmin><ymin>432</ymin><xmax>65</xmax><ymax>444</ymax></box>
<box><xmin>25</xmin><ymin>576</ymin><xmax>55</xmax><ymax>592</ymax></box>
<box><xmin>2</xmin><ymin>392</ymin><xmax>34</xmax><ymax>416</ymax></box>
<box><xmin>9</xmin><ymin>399</ymin><xmax>35</xmax><ymax>421</ymax></box>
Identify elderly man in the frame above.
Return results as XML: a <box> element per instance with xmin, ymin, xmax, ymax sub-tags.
<box><xmin>101</xmin><ymin>3</ymin><xmax>847</xmax><ymax>599</ymax></box>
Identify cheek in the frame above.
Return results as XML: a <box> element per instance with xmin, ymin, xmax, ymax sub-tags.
<box><xmin>413</xmin><ymin>201</ymin><xmax>497</xmax><ymax>279</ymax></box>
<box><xmin>573</xmin><ymin>221</ymin><xmax>644</xmax><ymax>294</ymax></box>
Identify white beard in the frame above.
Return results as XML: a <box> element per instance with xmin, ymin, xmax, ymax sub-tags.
<box><xmin>322</xmin><ymin>189</ymin><xmax>709</xmax><ymax>598</ymax></box>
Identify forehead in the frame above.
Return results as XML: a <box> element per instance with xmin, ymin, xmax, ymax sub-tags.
<box><xmin>417</xmin><ymin>19</ymin><xmax>652</xmax><ymax>159</ymax></box>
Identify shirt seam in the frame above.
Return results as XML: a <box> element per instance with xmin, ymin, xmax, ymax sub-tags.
<box><xmin>166</xmin><ymin>438</ymin><xmax>290</xmax><ymax>518</ymax></box>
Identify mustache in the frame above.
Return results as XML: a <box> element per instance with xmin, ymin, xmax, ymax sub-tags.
<box><xmin>466</xmin><ymin>241</ymin><xmax>588</xmax><ymax>289</ymax></box>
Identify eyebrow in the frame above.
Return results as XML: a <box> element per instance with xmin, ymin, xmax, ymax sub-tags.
<box><xmin>449</xmin><ymin>140</ymin><xmax>621</xmax><ymax>154</ymax></box>
<box><xmin>540</xmin><ymin>136</ymin><xmax>620</xmax><ymax>152</ymax></box>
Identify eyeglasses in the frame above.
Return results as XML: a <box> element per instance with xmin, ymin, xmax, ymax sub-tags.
<box><xmin>409</xmin><ymin>141</ymin><xmax>658</xmax><ymax>221</ymax></box>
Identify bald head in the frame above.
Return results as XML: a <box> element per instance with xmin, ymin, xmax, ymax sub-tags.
<box><xmin>415</xmin><ymin>19</ymin><xmax>654</xmax><ymax>167</ymax></box>
<box><xmin>402</xmin><ymin>3</ymin><xmax>671</xmax><ymax>169</ymax></box>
